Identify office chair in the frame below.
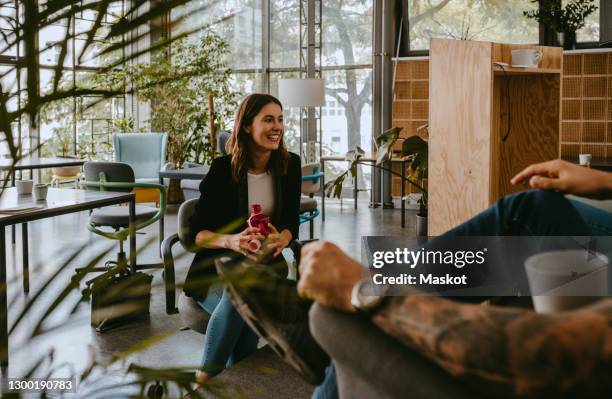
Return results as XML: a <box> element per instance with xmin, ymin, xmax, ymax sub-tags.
<box><xmin>82</xmin><ymin>161</ymin><xmax>167</xmax><ymax>272</ymax></box>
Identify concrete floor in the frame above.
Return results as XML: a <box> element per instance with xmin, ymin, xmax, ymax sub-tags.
<box><xmin>2</xmin><ymin>197</ymin><xmax>416</xmax><ymax>397</ymax></box>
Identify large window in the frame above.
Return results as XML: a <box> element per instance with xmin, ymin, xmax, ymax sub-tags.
<box><xmin>0</xmin><ymin>1</ymin><xmax>127</xmax><ymax>161</ymax></box>
<box><xmin>322</xmin><ymin>0</ymin><xmax>373</xmax><ymax>155</ymax></box>
<box><xmin>43</xmin><ymin>2</ymin><xmax>126</xmax><ymax>160</ymax></box>
<box><xmin>562</xmin><ymin>0</ymin><xmax>600</xmax><ymax>43</ymax></box>
<box><xmin>174</xmin><ymin>0</ymin><xmax>264</xmax><ymax>70</ymax></box>
<box><xmin>270</xmin><ymin>0</ymin><xmax>300</xmax><ymax>69</ymax></box>
<box><xmin>408</xmin><ymin>0</ymin><xmax>540</xmax><ymax>51</ymax></box>
<box><xmin>174</xmin><ymin>0</ymin><xmax>374</xmax><ymax>171</ymax></box>
<box><xmin>408</xmin><ymin>1</ymin><xmax>605</xmax><ymax>51</ymax></box>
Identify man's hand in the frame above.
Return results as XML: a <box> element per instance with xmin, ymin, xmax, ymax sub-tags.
<box><xmin>511</xmin><ymin>159</ymin><xmax>612</xmax><ymax>199</ymax></box>
<box><xmin>298</xmin><ymin>241</ymin><xmax>365</xmax><ymax>312</ymax></box>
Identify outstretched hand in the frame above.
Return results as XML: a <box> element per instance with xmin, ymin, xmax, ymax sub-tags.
<box><xmin>511</xmin><ymin>159</ymin><xmax>612</xmax><ymax>200</ymax></box>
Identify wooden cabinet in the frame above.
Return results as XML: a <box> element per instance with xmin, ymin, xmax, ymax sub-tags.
<box><xmin>428</xmin><ymin>39</ymin><xmax>562</xmax><ymax>235</ymax></box>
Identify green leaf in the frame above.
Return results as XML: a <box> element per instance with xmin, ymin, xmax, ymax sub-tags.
<box><xmin>411</xmin><ymin>151</ymin><xmax>428</xmax><ymax>175</ymax></box>
<box><xmin>375</xmin><ymin>127</ymin><xmax>402</xmax><ymax>164</ymax></box>
<box><xmin>401</xmin><ymin>135</ymin><xmax>427</xmax><ymax>158</ymax></box>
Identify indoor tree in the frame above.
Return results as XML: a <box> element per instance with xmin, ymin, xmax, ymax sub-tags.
<box><xmin>95</xmin><ymin>32</ymin><xmax>237</xmax><ymax>168</ymax></box>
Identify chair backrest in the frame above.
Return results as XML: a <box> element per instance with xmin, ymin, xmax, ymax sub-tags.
<box><xmin>83</xmin><ymin>161</ymin><xmax>135</xmax><ymax>192</ymax></box>
<box><xmin>113</xmin><ymin>133</ymin><xmax>167</xmax><ymax>179</ymax></box>
<box><xmin>217</xmin><ymin>130</ymin><xmax>231</xmax><ymax>156</ymax></box>
<box><xmin>301</xmin><ymin>163</ymin><xmax>321</xmax><ymax>194</ymax></box>
<box><xmin>178</xmin><ymin>198</ymin><xmax>199</xmax><ymax>251</ymax></box>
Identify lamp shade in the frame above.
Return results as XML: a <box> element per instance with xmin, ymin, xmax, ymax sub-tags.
<box><xmin>278</xmin><ymin>78</ymin><xmax>325</xmax><ymax>107</ymax></box>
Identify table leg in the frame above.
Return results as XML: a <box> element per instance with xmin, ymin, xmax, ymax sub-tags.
<box><xmin>159</xmin><ymin>174</ymin><xmax>164</xmax><ymax>258</ymax></box>
<box><xmin>321</xmin><ymin>160</ymin><xmax>325</xmax><ymax>222</ymax></box>
<box><xmin>401</xmin><ymin>162</ymin><xmax>406</xmax><ymax>228</ymax></box>
<box><xmin>353</xmin><ymin>169</ymin><xmax>358</xmax><ymax>210</ymax></box>
<box><xmin>0</xmin><ymin>226</ymin><xmax>8</xmax><ymax>371</ymax></box>
<box><xmin>159</xmin><ymin>214</ymin><xmax>164</xmax><ymax>258</ymax></box>
<box><xmin>22</xmin><ymin>224</ymin><xmax>28</xmax><ymax>293</ymax></box>
<box><xmin>11</xmin><ymin>174</ymin><xmax>15</xmax><ymax>245</ymax></box>
<box><xmin>129</xmin><ymin>198</ymin><xmax>136</xmax><ymax>273</ymax></box>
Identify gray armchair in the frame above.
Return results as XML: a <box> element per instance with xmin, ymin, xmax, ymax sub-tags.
<box><xmin>162</xmin><ymin>196</ymin><xmax>307</xmax><ymax>319</ymax></box>
<box><xmin>309</xmin><ymin>304</ymin><xmax>483</xmax><ymax>399</ymax></box>
<box><xmin>161</xmin><ymin>198</ymin><xmax>199</xmax><ymax>315</ymax></box>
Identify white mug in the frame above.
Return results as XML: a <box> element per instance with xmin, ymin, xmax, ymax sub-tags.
<box><xmin>511</xmin><ymin>49</ymin><xmax>543</xmax><ymax>67</ymax></box>
<box><xmin>525</xmin><ymin>250</ymin><xmax>608</xmax><ymax>314</ymax></box>
<box><xmin>579</xmin><ymin>153</ymin><xmax>592</xmax><ymax>166</ymax></box>
<box><xmin>16</xmin><ymin>180</ymin><xmax>33</xmax><ymax>195</ymax></box>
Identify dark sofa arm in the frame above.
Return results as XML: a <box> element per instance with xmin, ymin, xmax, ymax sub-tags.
<box><xmin>309</xmin><ymin>304</ymin><xmax>484</xmax><ymax>399</ymax></box>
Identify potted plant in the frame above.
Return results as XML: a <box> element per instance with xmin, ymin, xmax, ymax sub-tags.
<box><xmin>96</xmin><ymin>33</ymin><xmax>237</xmax><ymax>168</ymax></box>
<box><xmin>524</xmin><ymin>0</ymin><xmax>598</xmax><ymax>50</ymax></box>
<box><xmin>51</xmin><ymin>126</ymin><xmax>72</xmax><ymax>158</ymax></box>
<box><xmin>326</xmin><ymin>125</ymin><xmax>429</xmax><ymax>235</ymax></box>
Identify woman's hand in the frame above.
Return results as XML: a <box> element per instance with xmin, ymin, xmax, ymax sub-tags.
<box><xmin>264</xmin><ymin>223</ymin><xmax>292</xmax><ymax>258</ymax></box>
<box><xmin>225</xmin><ymin>227</ymin><xmax>265</xmax><ymax>260</ymax></box>
<box><xmin>511</xmin><ymin>159</ymin><xmax>612</xmax><ymax>200</ymax></box>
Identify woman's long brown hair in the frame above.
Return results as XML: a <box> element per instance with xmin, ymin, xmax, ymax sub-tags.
<box><xmin>226</xmin><ymin>93</ymin><xmax>290</xmax><ymax>182</ymax></box>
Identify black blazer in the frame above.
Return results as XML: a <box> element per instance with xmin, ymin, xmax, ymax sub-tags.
<box><xmin>184</xmin><ymin>152</ymin><xmax>302</xmax><ymax>300</ymax></box>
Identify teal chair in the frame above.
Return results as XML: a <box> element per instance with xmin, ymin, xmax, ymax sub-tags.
<box><xmin>82</xmin><ymin>161</ymin><xmax>167</xmax><ymax>271</ymax></box>
<box><xmin>113</xmin><ymin>133</ymin><xmax>170</xmax><ymax>183</ymax></box>
<box><xmin>300</xmin><ymin>163</ymin><xmax>324</xmax><ymax>239</ymax></box>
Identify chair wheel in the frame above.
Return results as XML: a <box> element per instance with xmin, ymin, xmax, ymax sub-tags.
<box><xmin>146</xmin><ymin>382</ymin><xmax>163</xmax><ymax>398</ymax></box>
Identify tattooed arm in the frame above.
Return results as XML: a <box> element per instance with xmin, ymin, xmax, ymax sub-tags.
<box><xmin>372</xmin><ymin>296</ymin><xmax>612</xmax><ymax>399</ymax></box>
<box><xmin>298</xmin><ymin>242</ymin><xmax>612</xmax><ymax>399</ymax></box>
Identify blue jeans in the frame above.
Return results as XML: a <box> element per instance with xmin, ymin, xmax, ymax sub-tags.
<box><xmin>312</xmin><ymin>363</ymin><xmax>338</xmax><ymax>399</ymax></box>
<box><xmin>198</xmin><ymin>283</ymin><xmax>259</xmax><ymax>375</ymax></box>
<box><xmin>311</xmin><ymin>190</ymin><xmax>612</xmax><ymax>399</ymax></box>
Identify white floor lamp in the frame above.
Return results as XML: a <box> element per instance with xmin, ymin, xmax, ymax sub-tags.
<box><xmin>278</xmin><ymin>78</ymin><xmax>325</xmax><ymax>163</ymax></box>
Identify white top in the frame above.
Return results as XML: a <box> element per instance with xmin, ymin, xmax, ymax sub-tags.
<box><xmin>247</xmin><ymin>171</ymin><xmax>275</xmax><ymax>217</ymax></box>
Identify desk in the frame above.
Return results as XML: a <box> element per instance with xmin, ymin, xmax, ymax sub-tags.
<box><xmin>0</xmin><ymin>157</ymin><xmax>86</xmax><ymax>244</ymax></box>
<box><xmin>321</xmin><ymin>155</ymin><xmax>410</xmax><ymax>227</ymax></box>
<box><xmin>0</xmin><ymin>187</ymin><xmax>136</xmax><ymax>371</ymax></box>
<box><xmin>158</xmin><ymin>165</ymin><xmax>209</xmax><ymax>181</ymax></box>
<box><xmin>0</xmin><ymin>156</ymin><xmax>86</xmax><ymax>177</ymax></box>
<box><xmin>159</xmin><ymin>166</ymin><xmax>209</xmax><ymax>204</ymax></box>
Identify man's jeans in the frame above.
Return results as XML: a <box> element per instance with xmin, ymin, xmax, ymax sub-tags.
<box><xmin>312</xmin><ymin>190</ymin><xmax>612</xmax><ymax>399</ymax></box>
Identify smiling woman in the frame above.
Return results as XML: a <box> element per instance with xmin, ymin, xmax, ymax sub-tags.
<box><xmin>226</xmin><ymin>94</ymin><xmax>290</xmax><ymax>181</ymax></box>
<box><xmin>184</xmin><ymin>93</ymin><xmax>302</xmax><ymax>384</ymax></box>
